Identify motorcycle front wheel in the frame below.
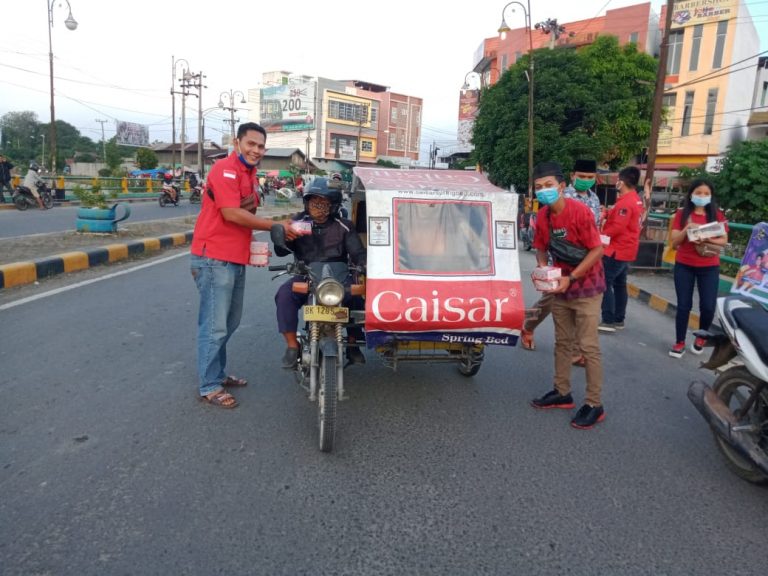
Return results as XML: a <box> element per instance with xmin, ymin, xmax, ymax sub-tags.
<box><xmin>159</xmin><ymin>195</ymin><xmax>167</xmax><ymax>207</ymax></box>
<box><xmin>318</xmin><ymin>352</ymin><xmax>338</xmax><ymax>453</ymax></box>
<box><xmin>42</xmin><ymin>192</ymin><xmax>54</xmax><ymax>209</ymax></box>
<box><xmin>13</xmin><ymin>195</ymin><xmax>28</xmax><ymax>211</ymax></box>
<box><xmin>712</xmin><ymin>367</ymin><xmax>768</xmax><ymax>485</ymax></box>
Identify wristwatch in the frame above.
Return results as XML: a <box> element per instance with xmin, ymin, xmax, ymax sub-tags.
<box><xmin>568</xmin><ymin>274</ymin><xmax>578</xmax><ymax>283</ymax></box>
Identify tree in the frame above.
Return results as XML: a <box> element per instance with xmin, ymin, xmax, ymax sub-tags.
<box><xmin>0</xmin><ymin>111</ymin><xmax>42</xmax><ymax>165</ymax></box>
<box><xmin>712</xmin><ymin>139</ymin><xmax>768</xmax><ymax>223</ymax></box>
<box><xmin>472</xmin><ymin>36</ymin><xmax>657</xmax><ymax>191</ymax></box>
<box><xmin>104</xmin><ymin>137</ymin><xmax>123</xmax><ymax>174</ymax></box>
<box><xmin>135</xmin><ymin>147</ymin><xmax>158</xmax><ymax>169</ymax></box>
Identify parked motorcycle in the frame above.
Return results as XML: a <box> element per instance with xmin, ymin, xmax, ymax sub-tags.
<box><xmin>13</xmin><ymin>181</ymin><xmax>54</xmax><ymax>210</ymax></box>
<box><xmin>687</xmin><ymin>295</ymin><xmax>768</xmax><ymax>484</ymax></box>
<box><xmin>159</xmin><ymin>181</ymin><xmax>181</xmax><ymax>207</ymax></box>
<box><xmin>269</xmin><ymin>226</ymin><xmax>365</xmax><ymax>452</ymax></box>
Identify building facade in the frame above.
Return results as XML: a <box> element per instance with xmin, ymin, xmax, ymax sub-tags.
<box><xmin>249</xmin><ymin>72</ymin><xmax>422</xmax><ymax>171</ymax></box>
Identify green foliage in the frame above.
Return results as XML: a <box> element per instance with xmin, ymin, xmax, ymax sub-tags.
<box><xmin>72</xmin><ymin>183</ymin><xmax>108</xmax><ymax>209</ymax></box>
<box><xmin>376</xmin><ymin>158</ymin><xmax>400</xmax><ymax>168</ymax></box>
<box><xmin>135</xmin><ymin>147</ymin><xmax>158</xmax><ymax>170</ymax></box>
<box><xmin>712</xmin><ymin>139</ymin><xmax>768</xmax><ymax>224</ymax></box>
<box><xmin>97</xmin><ymin>168</ymin><xmax>112</xmax><ymax>177</ymax></box>
<box><xmin>472</xmin><ymin>36</ymin><xmax>657</xmax><ymax>191</ymax></box>
<box><xmin>105</xmin><ymin>137</ymin><xmax>123</xmax><ymax>174</ymax></box>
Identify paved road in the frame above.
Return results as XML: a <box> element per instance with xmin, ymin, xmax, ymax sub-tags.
<box><xmin>1</xmin><ymin>248</ymin><xmax>766</xmax><ymax>576</ymax></box>
<box><xmin>0</xmin><ymin>200</ymin><xmax>201</xmax><ymax>239</ymax></box>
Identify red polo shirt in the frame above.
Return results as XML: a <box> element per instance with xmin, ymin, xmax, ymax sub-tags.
<box><xmin>602</xmin><ymin>190</ymin><xmax>643</xmax><ymax>261</ymax></box>
<box><xmin>191</xmin><ymin>152</ymin><xmax>258</xmax><ymax>265</ymax></box>
<box><xmin>672</xmin><ymin>208</ymin><xmax>728</xmax><ymax>267</ymax></box>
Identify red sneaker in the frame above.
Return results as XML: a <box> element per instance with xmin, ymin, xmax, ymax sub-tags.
<box><xmin>669</xmin><ymin>341</ymin><xmax>686</xmax><ymax>359</ymax></box>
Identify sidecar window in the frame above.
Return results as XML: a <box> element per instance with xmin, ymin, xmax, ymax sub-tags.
<box><xmin>394</xmin><ymin>199</ymin><xmax>493</xmax><ymax>275</ymax></box>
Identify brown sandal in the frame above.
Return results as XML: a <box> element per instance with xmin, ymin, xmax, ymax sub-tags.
<box><xmin>520</xmin><ymin>330</ymin><xmax>535</xmax><ymax>351</ymax></box>
<box><xmin>199</xmin><ymin>390</ymin><xmax>239</xmax><ymax>409</ymax></box>
<box><xmin>222</xmin><ymin>375</ymin><xmax>248</xmax><ymax>387</ymax></box>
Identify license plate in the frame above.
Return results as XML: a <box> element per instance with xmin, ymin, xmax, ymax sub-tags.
<box><xmin>304</xmin><ymin>305</ymin><xmax>349</xmax><ymax>323</ymax></box>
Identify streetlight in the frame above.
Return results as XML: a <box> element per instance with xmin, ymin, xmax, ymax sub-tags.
<box><xmin>218</xmin><ymin>89</ymin><xmax>247</xmax><ymax>142</ymax></box>
<box><xmin>498</xmin><ymin>0</ymin><xmax>534</xmax><ymax>199</ymax></box>
<box><xmin>47</xmin><ymin>0</ymin><xmax>78</xmax><ymax>174</ymax></box>
<box><xmin>461</xmin><ymin>71</ymin><xmax>480</xmax><ymax>93</ymax></box>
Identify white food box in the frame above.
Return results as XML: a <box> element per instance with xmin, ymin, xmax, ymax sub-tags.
<box><xmin>687</xmin><ymin>221</ymin><xmax>725</xmax><ymax>242</ymax></box>
<box><xmin>532</xmin><ymin>266</ymin><xmax>562</xmax><ymax>281</ymax></box>
<box><xmin>291</xmin><ymin>220</ymin><xmax>313</xmax><ymax>235</ymax></box>
<box><xmin>534</xmin><ymin>279</ymin><xmax>561</xmax><ymax>292</ymax></box>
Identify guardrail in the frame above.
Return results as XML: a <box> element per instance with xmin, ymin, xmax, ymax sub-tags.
<box><xmin>9</xmin><ymin>174</ymin><xmax>189</xmax><ymax>196</ymax></box>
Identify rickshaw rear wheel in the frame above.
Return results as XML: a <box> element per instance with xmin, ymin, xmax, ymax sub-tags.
<box><xmin>458</xmin><ymin>361</ymin><xmax>482</xmax><ymax>377</ymax></box>
<box><xmin>318</xmin><ymin>353</ymin><xmax>338</xmax><ymax>452</ymax></box>
<box><xmin>458</xmin><ymin>345</ymin><xmax>484</xmax><ymax>377</ymax></box>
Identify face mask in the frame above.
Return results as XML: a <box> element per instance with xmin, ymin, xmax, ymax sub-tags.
<box><xmin>535</xmin><ymin>187</ymin><xmax>560</xmax><ymax>206</ymax></box>
<box><xmin>238</xmin><ymin>153</ymin><xmax>257</xmax><ymax>169</ymax></box>
<box><xmin>691</xmin><ymin>195</ymin><xmax>711</xmax><ymax>207</ymax></box>
<box><xmin>573</xmin><ymin>178</ymin><xmax>595</xmax><ymax>192</ymax></box>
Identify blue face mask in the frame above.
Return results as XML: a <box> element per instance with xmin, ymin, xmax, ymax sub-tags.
<box><xmin>536</xmin><ymin>187</ymin><xmax>560</xmax><ymax>206</ymax></box>
<box><xmin>238</xmin><ymin>153</ymin><xmax>257</xmax><ymax>169</ymax></box>
<box><xmin>691</xmin><ymin>195</ymin><xmax>711</xmax><ymax>207</ymax></box>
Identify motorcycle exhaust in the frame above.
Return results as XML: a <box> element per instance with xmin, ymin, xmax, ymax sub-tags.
<box><xmin>687</xmin><ymin>380</ymin><xmax>768</xmax><ymax>476</ymax></box>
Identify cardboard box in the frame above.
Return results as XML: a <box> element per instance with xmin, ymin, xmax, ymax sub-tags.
<box><xmin>532</xmin><ymin>266</ymin><xmax>561</xmax><ymax>281</ymax></box>
<box><xmin>687</xmin><ymin>221</ymin><xmax>726</xmax><ymax>242</ymax></box>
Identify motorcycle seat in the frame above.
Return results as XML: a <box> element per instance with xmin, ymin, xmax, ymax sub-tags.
<box><xmin>732</xmin><ymin>307</ymin><xmax>768</xmax><ymax>367</ymax></box>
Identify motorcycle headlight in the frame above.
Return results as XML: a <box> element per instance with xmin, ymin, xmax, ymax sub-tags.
<box><xmin>316</xmin><ymin>278</ymin><xmax>344</xmax><ymax>306</ymax></box>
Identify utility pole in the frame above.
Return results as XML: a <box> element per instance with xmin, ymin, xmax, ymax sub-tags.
<box><xmin>171</xmin><ymin>56</ymin><xmax>177</xmax><ymax>175</ymax></box>
<box><xmin>196</xmin><ymin>71</ymin><xmax>206</xmax><ymax>179</ymax></box>
<box><xmin>95</xmin><ymin>118</ymin><xmax>107</xmax><ymax>163</ymax></box>
<box><xmin>645</xmin><ymin>0</ymin><xmax>675</xmax><ymax>189</ymax></box>
<box><xmin>355</xmin><ymin>104</ymin><xmax>365</xmax><ymax>166</ymax></box>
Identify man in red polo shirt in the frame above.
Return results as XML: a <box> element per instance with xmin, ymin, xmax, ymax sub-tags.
<box><xmin>191</xmin><ymin>122</ymin><xmax>298</xmax><ymax>409</ymax></box>
<box><xmin>598</xmin><ymin>166</ymin><xmax>643</xmax><ymax>332</ymax></box>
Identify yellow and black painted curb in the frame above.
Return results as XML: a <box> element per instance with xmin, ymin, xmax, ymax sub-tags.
<box><xmin>627</xmin><ymin>281</ymin><xmax>700</xmax><ymax>330</ymax></box>
<box><xmin>0</xmin><ymin>213</ymin><xmax>298</xmax><ymax>290</ymax></box>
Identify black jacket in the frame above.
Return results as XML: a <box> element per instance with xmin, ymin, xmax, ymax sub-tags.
<box><xmin>280</xmin><ymin>213</ymin><xmax>366</xmax><ymax>267</ymax></box>
<box><xmin>0</xmin><ymin>160</ymin><xmax>14</xmax><ymax>184</ymax></box>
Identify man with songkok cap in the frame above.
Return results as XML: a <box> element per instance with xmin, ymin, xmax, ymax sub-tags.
<box><xmin>528</xmin><ymin>160</ymin><xmax>607</xmax><ymax>430</ymax></box>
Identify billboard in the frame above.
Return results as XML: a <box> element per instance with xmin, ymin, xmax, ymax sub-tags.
<box><xmin>115</xmin><ymin>121</ymin><xmax>149</xmax><ymax>147</ymax></box>
<box><xmin>259</xmin><ymin>81</ymin><xmax>316</xmax><ymax>133</ymax></box>
<box><xmin>671</xmin><ymin>0</ymin><xmax>737</xmax><ymax>29</ymax></box>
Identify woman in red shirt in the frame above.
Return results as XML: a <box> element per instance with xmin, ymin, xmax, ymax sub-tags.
<box><xmin>669</xmin><ymin>179</ymin><xmax>728</xmax><ymax>358</ymax></box>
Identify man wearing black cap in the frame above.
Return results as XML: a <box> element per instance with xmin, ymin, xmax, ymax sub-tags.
<box><xmin>528</xmin><ymin>161</ymin><xmax>607</xmax><ymax>430</ymax></box>
<box><xmin>565</xmin><ymin>159</ymin><xmax>601</xmax><ymax>226</ymax></box>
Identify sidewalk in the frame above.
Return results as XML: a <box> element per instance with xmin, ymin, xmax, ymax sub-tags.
<box><xmin>627</xmin><ymin>267</ymin><xmax>702</xmax><ymax>329</ymax></box>
<box><xmin>0</xmin><ymin>200</ymin><xmax>299</xmax><ymax>289</ymax></box>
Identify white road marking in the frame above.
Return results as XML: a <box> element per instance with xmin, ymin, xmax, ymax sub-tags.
<box><xmin>0</xmin><ymin>251</ymin><xmax>189</xmax><ymax>311</ymax></box>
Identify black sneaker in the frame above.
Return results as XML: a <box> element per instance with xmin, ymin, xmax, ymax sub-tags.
<box><xmin>598</xmin><ymin>322</ymin><xmax>616</xmax><ymax>333</ymax></box>
<box><xmin>347</xmin><ymin>346</ymin><xmax>366</xmax><ymax>364</ymax></box>
<box><xmin>571</xmin><ymin>404</ymin><xmax>605</xmax><ymax>429</ymax></box>
<box><xmin>531</xmin><ymin>389</ymin><xmax>575</xmax><ymax>410</ymax></box>
<box><xmin>281</xmin><ymin>347</ymin><xmax>299</xmax><ymax>369</ymax></box>
<box><xmin>614</xmin><ymin>321</ymin><xmax>625</xmax><ymax>329</ymax></box>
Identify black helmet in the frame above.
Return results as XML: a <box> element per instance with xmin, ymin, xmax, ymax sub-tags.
<box><xmin>303</xmin><ymin>177</ymin><xmax>342</xmax><ymax>209</ymax></box>
<box><xmin>29</xmin><ymin>161</ymin><xmax>40</xmax><ymax>172</ymax></box>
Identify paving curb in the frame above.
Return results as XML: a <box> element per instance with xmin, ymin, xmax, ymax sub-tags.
<box><xmin>627</xmin><ymin>281</ymin><xmax>700</xmax><ymax>330</ymax></box>
<box><xmin>0</xmin><ymin>212</ymin><xmax>297</xmax><ymax>290</ymax></box>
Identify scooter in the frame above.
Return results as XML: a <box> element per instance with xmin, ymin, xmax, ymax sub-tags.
<box><xmin>159</xmin><ymin>181</ymin><xmax>181</xmax><ymax>207</ymax></box>
<box><xmin>189</xmin><ymin>184</ymin><xmax>202</xmax><ymax>204</ymax></box>
<box><xmin>13</xmin><ymin>181</ymin><xmax>54</xmax><ymax>210</ymax></box>
<box><xmin>687</xmin><ymin>295</ymin><xmax>768</xmax><ymax>484</ymax></box>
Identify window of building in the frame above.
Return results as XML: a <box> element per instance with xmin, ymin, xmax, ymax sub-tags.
<box><xmin>762</xmin><ymin>81</ymin><xmax>768</xmax><ymax>106</ymax></box>
<box><xmin>712</xmin><ymin>20</ymin><xmax>728</xmax><ymax>69</ymax></box>
<box><xmin>689</xmin><ymin>24</ymin><xmax>703</xmax><ymax>71</ymax></box>
<box><xmin>515</xmin><ymin>51</ymin><xmax>521</xmax><ymax>63</ymax></box>
<box><xmin>662</xmin><ymin>92</ymin><xmax>677</xmax><ymax>124</ymax></box>
<box><xmin>681</xmin><ymin>91</ymin><xmax>694</xmax><ymax>136</ymax></box>
<box><xmin>370</xmin><ymin>108</ymin><xmax>377</xmax><ymax>124</ymax></box>
<box><xmin>389</xmin><ymin>132</ymin><xmax>397</xmax><ymax>149</ymax></box>
<box><xmin>391</xmin><ymin>108</ymin><xmax>398</xmax><ymax>122</ymax></box>
<box><xmin>704</xmin><ymin>88</ymin><xmax>718</xmax><ymax>135</ymax></box>
<box><xmin>328</xmin><ymin>100</ymin><xmax>368</xmax><ymax>123</ymax></box>
<box><xmin>329</xmin><ymin>134</ymin><xmax>357</xmax><ymax>158</ymax></box>
<box><xmin>629</xmin><ymin>31</ymin><xmax>639</xmax><ymax>44</ymax></box>
<box><xmin>361</xmin><ymin>140</ymin><xmax>373</xmax><ymax>153</ymax></box>
<box><xmin>667</xmin><ymin>30</ymin><xmax>684</xmax><ymax>75</ymax></box>
<box><xmin>501</xmin><ymin>54</ymin><xmax>508</xmax><ymax>70</ymax></box>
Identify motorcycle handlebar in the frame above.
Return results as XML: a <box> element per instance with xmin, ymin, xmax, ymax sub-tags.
<box><xmin>268</xmin><ymin>264</ymin><xmax>288</xmax><ymax>272</ymax></box>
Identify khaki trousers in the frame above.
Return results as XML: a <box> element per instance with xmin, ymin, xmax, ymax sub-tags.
<box><xmin>551</xmin><ymin>294</ymin><xmax>603</xmax><ymax>406</ymax></box>
<box><xmin>524</xmin><ymin>292</ymin><xmax>554</xmax><ymax>332</ymax></box>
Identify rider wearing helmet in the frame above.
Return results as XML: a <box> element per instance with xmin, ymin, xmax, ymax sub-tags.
<box><xmin>22</xmin><ymin>162</ymin><xmax>45</xmax><ymax>208</ymax></box>
<box><xmin>275</xmin><ymin>177</ymin><xmax>366</xmax><ymax>367</ymax></box>
<box><xmin>162</xmin><ymin>171</ymin><xmax>178</xmax><ymax>203</ymax></box>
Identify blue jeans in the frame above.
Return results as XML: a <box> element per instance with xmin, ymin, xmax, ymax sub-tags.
<box><xmin>601</xmin><ymin>255</ymin><xmax>629</xmax><ymax>324</ymax></box>
<box><xmin>191</xmin><ymin>254</ymin><xmax>246</xmax><ymax>396</ymax></box>
<box><xmin>673</xmin><ymin>263</ymin><xmax>720</xmax><ymax>343</ymax></box>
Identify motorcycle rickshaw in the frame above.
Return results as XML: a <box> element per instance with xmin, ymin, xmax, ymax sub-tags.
<box><xmin>271</xmin><ymin>168</ymin><xmax>525</xmax><ymax>452</ymax></box>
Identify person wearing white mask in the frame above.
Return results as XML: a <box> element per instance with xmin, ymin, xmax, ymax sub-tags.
<box><xmin>668</xmin><ymin>179</ymin><xmax>728</xmax><ymax>358</ymax></box>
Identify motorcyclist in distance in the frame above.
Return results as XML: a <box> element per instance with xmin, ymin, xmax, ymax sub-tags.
<box><xmin>22</xmin><ymin>162</ymin><xmax>45</xmax><ymax>208</ymax></box>
<box><xmin>162</xmin><ymin>172</ymin><xmax>178</xmax><ymax>203</ymax></box>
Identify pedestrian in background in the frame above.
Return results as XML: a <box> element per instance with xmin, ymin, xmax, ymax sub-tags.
<box><xmin>598</xmin><ymin>166</ymin><xmax>643</xmax><ymax>332</ymax></box>
<box><xmin>668</xmin><ymin>179</ymin><xmax>728</xmax><ymax>358</ymax></box>
<box><xmin>522</xmin><ymin>158</ymin><xmax>600</xmax><ymax>369</ymax></box>
<box><xmin>190</xmin><ymin>122</ymin><xmax>298</xmax><ymax>409</ymax></box>
<box><xmin>528</xmin><ymin>161</ymin><xmax>607</xmax><ymax>430</ymax></box>
<box><xmin>0</xmin><ymin>154</ymin><xmax>14</xmax><ymax>203</ymax></box>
